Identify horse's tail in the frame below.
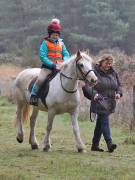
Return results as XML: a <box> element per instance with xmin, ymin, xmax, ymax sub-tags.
<box><xmin>15</xmin><ymin>103</ymin><xmax>32</xmax><ymax>127</ymax></box>
<box><xmin>22</xmin><ymin>104</ymin><xmax>32</xmax><ymax>124</ymax></box>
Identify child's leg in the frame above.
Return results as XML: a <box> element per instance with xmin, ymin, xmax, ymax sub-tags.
<box><xmin>30</xmin><ymin>68</ymin><xmax>52</xmax><ymax>105</ymax></box>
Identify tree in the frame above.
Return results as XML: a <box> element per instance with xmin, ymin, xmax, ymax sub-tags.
<box><xmin>0</xmin><ymin>0</ymin><xmax>135</xmax><ymax>55</ymax></box>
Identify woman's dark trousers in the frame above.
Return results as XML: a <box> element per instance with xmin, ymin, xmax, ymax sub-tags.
<box><xmin>92</xmin><ymin>113</ymin><xmax>112</xmax><ymax>146</ymax></box>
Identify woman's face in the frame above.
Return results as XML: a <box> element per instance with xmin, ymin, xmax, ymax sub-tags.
<box><xmin>100</xmin><ymin>59</ymin><xmax>113</xmax><ymax>71</ymax></box>
<box><xmin>50</xmin><ymin>32</ymin><xmax>59</xmax><ymax>40</ymax></box>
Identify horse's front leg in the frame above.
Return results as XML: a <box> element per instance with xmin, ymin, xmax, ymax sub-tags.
<box><xmin>29</xmin><ymin>108</ymin><xmax>39</xmax><ymax>150</ymax></box>
<box><xmin>43</xmin><ymin>109</ymin><xmax>55</xmax><ymax>152</ymax></box>
<box><xmin>70</xmin><ymin>108</ymin><xmax>86</xmax><ymax>153</ymax></box>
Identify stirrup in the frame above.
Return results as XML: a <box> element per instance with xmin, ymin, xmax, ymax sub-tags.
<box><xmin>29</xmin><ymin>95</ymin><xmax>38</xmax><ymax>106</ymax></box>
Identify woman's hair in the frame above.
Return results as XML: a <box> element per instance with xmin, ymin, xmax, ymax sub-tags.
<box><xmin>98</xmin><ymin>54</ymin><xmax>114</xmax><ymax>65</ymax></box>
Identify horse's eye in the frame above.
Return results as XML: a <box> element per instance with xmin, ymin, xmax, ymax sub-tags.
<box><xmin>79</xmin><ymin>63</ymin><xmax>84</xmax><ymax>68</ymax></box>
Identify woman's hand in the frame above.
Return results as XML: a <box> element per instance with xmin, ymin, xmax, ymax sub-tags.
<box><xmin>79</xmin><ymin>81</ymin><xmax>86</xmax><ymax>88</ymax></box>
<box><xmin>56</xmin><ymin>64</ymin><xmax>62</xmax><ymax>70</ymax></box>
<box><xmin>115</xmin><ymin>93</ymin><xmax>121</xmax><ymax>99</ymax></box>
<box><xmin>94</xmin><ymin>93</ymin><xmax>100</xmax><ymax>101</ymax></box>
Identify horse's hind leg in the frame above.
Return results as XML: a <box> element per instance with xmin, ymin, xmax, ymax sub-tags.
<box><xmin>70</xmin><ymin>108</ymin><xmax>86</xmax><ymax>153</ymax></box>
<box><xmin>16</xmin><ymin>104</ymin><xmax>24</xmax><ymax>143</ymax></box>
<box><xmin>29</xmin><ymin>108</ymin><xmax>39</xmax><ymax>150</ymax></box>
<box><xmin>43</xmin><ymin>110</ymin><xmax>55</xmax><ymax>152</ymax></box>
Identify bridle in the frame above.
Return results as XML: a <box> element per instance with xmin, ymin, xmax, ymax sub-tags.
<box><xmin>76</xmin><ymin>63</ymin><xmax>95</xmax><ymax>85</ymax></box>
<box><xmin>60</xmin><ymin>56</ymin><xmax>95</xmax><ymax>93</ymax></box>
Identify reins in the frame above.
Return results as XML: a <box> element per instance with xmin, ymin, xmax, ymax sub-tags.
<box><xmin>60</xmin><ymin>72</ymin><xmax>77</xmax><ymax>93</ymax></box>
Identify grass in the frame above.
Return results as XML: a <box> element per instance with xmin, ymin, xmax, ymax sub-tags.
<box><xmin>0</xmin><ymin>96</ymin><xmax>135</xmax><ymax>180</ymax></box>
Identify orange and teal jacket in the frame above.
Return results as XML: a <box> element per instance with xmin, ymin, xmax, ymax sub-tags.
<box><xmin>39</xmin><ymin>38</ymin><xmax>70</xmax><ymax>69</ymax></box>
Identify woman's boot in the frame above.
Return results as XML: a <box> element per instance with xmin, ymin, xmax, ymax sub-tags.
<box><xmin>107</xmin><ymin>143</ymin><xmax>117</xmax><ymax>153</ymax></box>
<box><xmin>91</xmin><ymin>144</ymin><xmax>104</xmax><ymax>152</ymax></box>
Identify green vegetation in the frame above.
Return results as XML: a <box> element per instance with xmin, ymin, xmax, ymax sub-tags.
<box><xmin>0</xmin><ymin>96</ymin><xmax>135</xmax><ymax>180</ymax></box>
<box><xmin>1</xmin><ymin>0</ymin><xmax>135</xmax><ymax>56</ymax></box>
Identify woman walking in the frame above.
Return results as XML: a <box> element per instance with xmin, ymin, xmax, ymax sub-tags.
<box><xmin>83</xmin><ymin>54</ymin><xmax>122</xmax><ymax>152</ymax></box>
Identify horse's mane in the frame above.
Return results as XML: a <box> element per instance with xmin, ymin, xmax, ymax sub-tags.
<box><xmin>61</xmin><ymin>51</ymin><xmax>92</xmax><ymax>70</ymax></box>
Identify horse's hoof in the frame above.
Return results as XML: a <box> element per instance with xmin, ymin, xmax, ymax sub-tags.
<box><xmin>31</xmin><ymin>144</ymin><xmax>38</xmax><ymax>150</ymax></box>
<box><xmin>78</xmin><ymin>148</ymin><xmax>87</xmax><ymax>153</ymax></box>
<box><xmin>16</xmin><ymin>137</ymin><xmax>23</xmax><ymax>143</ymax></box>
<box><xmin>43</xmin><ymin>145</ymin><xmax>50</xmax><ymax>152</ymax></box>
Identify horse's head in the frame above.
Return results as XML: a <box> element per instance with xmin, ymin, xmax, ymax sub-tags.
<box><xmin>75</xmin><ymin>50</ymin><xmax>97</xmax><ymax>86</ymax></box>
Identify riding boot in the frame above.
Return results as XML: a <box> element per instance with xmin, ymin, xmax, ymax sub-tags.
<box><xmin>30</xmin><ymin>94</ymin><xmax>38</xmax><ymax>106</ymax></box>
<box><xmin>107</xmin><ymin>142</ymin><xmax>117</xmax><ymax>153</ymax></box>
<box><xmin>91</xmin><ymin>144</ymin><xmax>104</xmax><ymax>152</ymax></box>
<box><xmin>29</xmin><ymin>84</ymin><xmax>40</xmax><ymax>106</ymax></box>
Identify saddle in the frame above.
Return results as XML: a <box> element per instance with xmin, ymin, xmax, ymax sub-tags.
<box><xmin>28</xmin><ymin>69</ymin><xmax>59</xmax><ymax>107</ymax></box>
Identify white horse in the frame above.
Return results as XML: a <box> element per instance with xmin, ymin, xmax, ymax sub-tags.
<box><xmin>14</xmin><ymin>51</ymin><xmax>97</xmax><ymax>153</ymax></box>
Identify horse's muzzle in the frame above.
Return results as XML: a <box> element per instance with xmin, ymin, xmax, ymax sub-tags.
<box><xmin>91</xmin><ymin>78</ymin><xmax>97</xmax><ymax>84</ymax></box>
<box><xmin>86</xmin><ymin>78</ymin><xmax>97</xmax><ymax>87</ymax></box>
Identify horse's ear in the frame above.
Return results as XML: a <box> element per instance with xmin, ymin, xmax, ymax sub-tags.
<box><xmin>77</xmin><ymin>50</ymin><xmax>81</xmax><ymax>57</ymax></box>
<box><xmin>85</xmin><ymin>49</ymin><xmax>89</xmax><ymax>55</ymax></box>
<box><xmin>76</xmin><ymin>50</ymin><xmax>81</xmax><ymax>62</ymax></box>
